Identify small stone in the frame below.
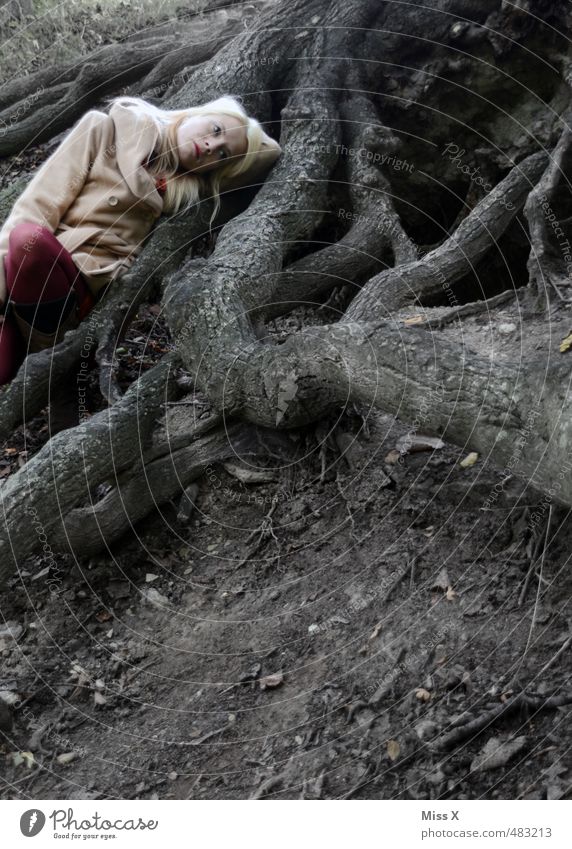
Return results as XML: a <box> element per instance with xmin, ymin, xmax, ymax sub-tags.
<box><xmin>498</xmin><ymin>323</ymin><xmax>517</xmax><ymax>335</ymax></box>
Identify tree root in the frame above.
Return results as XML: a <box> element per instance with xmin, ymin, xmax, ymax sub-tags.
<box><xmin>0</xmin><ymin>37</ymin><xmax>181</xmax><ymax>156</ymax></box>
<box><xmin>523</xmin><ymin>118</ymin><xmax>572</xmax><ymax>303</ymax></box>
<box><xmin>0</xmin><ymin>354</ymin><xmax>181</xmax><ymax>585</ymax></box>
<box><xmin>265</xmin><ymin>88</ymin><xmax>417</xmax><ymax>319</ymax></box>
<box><xmin>134</xmin><ymin>1</ymin><xmax>271</xmax><ymax>100</ymax></box>
<box><xmin>347</xmin><ymin>151</ymin><xmax>549</xmax><ymax>319</ymax></box>
<box><xmin>431</xmin><ymin>690</ymin><xmax>572</xmax><ymax>751</ymax></box>
<box><xmin>52</xmin><ymin>421</ymin><xmax>267</xmax><ymax>557</ymax></box>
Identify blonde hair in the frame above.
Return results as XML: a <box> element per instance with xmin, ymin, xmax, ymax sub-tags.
<box><xmin>104</xmin><ymin>94</ymin><xmax>266</xmax><ymax>230</ymax></box>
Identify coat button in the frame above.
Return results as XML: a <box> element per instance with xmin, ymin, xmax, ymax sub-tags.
<box><xmin>108</xmin><ymin>195</ymin><xmax>119</xmax><ymax>206</ymax></box>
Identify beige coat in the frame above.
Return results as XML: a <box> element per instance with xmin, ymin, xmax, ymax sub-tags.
<box><xmin>0</xmin><ymin>102</ymin><xmax>168</xmax><ymax>304</ymax></box>
<box><xmin>0</xmin><ymin>103</ymin><xmax>281</xmax><ymax>305</ymax></box>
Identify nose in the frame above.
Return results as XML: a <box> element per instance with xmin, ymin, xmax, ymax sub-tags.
<box><xmin>200</xmin><ymin>133</ymin><xmax>222</xmax><ymax>159</ymax></box>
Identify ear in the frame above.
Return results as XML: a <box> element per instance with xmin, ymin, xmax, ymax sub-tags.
<box><xmin>259</xmin><ymin>131</ymin><xmax>282</xmax><ymax>163</ymax></box>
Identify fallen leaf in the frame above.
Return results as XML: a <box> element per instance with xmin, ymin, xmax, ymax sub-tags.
<box><xmin>559</xmin><ymin>332</ymin><xmax>572</xmax><ymax>353</ymax></box>
<box><xmin>223</xmin><ymin>461</ymin><xmax>278</xmax><ymax>484</ymax></box>
<box><xmin>369</xmin><ymin>622</ymin><xmax>383</xmax><ymax>641</ymax></box>
<box><xmin>12</xmin><ymin>751</ymin><xmax>35</xmax><ymax>768</ymax></box>
<box><xmin>387</xmin><ymin>739</ymin><xmax>401</xmax><ymax>761</ymax></box>
<box><xmin>396</xmin><ymin>433</ymin><xmax>445</xmax><ymax>455</ymax></box>
<box><xmin>57</xmin><ymin>752</ymin><xmax>78</xmax><ymax>766</ymax></box>
<box><xmin>446</xmin><ymin>586</ymin><xmax>457</xmax><ymax>601</ymax></box>
<box><xmin>415</xmin><ymin>688</ymin><xmax>432</xmax><ymax>701</ymax></box>
<box><xmin>259</xmin><ymin>671</ymin><xmax>284</xmax><ymax>690</ymax></box>
<box><xmin>402</xmin><ymin>315</ymin><xmax>425</xmax><ymax>325</ymax></box>
<box><xmin>460</xmin><ymin>451</ymin><xmax>478</xmax><ymax>468</ymax></box>
<box><xmin>432</xmin><ymin>568</ymin><xmax>449</xmax><ymax>591</ymax></box>
<box><xmin>143</xmin><ymin>588</ymin><xmax>169</xmax><ymax>606</ymax></box>
<box><xmin>145</xmin><ymin>573</ymin><xmax>159</xmax><ymax>583</ymax></box>
<box><xmin>384</xmin><ymin>449</ymin><xmax>401</xmax><ymax>465</ymax></box>
<box><xmin>470</xmin><ymin>735</ymin><xmax>527</xmax><ymax>772</ymax></box>
<box><xmin>95</xmin><ymin>610</ymin><xmax>112</xmax><ymax>623</ymax></box>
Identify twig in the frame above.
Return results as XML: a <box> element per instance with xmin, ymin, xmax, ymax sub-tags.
<box><xmin>535</xmin><ymin>635</ymin><xmax>572</xmax><ymax>681</ymax></box>
<box><xmin>422</xmin><ymin>290</ymin><xmax>516</xmax><ymax>330</ymax></box>
<box><xmin>431</xmin><ymin>690</ymin><xmax>572</xmax><ymax>751</ymax></box>
<box><xmin>511</xmin><ymin>505</ymin><xmax>552</xmax><ymax>686</ymax></box>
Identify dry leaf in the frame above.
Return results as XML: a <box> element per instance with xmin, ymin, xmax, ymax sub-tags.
<box><xmin>432</xmin><ymin>568</ymin><xmax>449</xmax><ymax>591</ymax></box>
<box><xmin>259</xmin><ymin>671</ymin><xmax>284</xmax><ymax>690</ymax></box>
<box><xmin>559</xmin><ymin>332</ymin><xmax>572</xmax><ymax>353</ymax></box>
<box><xmin>403</xmin><ymin>315</ymin><xmax>425</xmax><ymax>325</ymax></box>
<box><xmin>386</xmin><ymin>739</ymin><xmax>401</xmax><ymax>761</ymax></box>
<box><xmin>95</xmin><ymin>610</ymin><xmax>112</xmax><ymax>623</ymax></box>
<box><xmin>369</xmin><ymin>622</ymin><xmax>383</xmax><ymax>641</ymax></box>
<box><xmin>396</xmin><ymin>433</ymin><xmax>445</xmax><ymax>455</ymax></box>
<box><xmin>470</xmin><ymin>736</ymin><xmax>527</xmax><ymax>772</ymax></box>
<box><xmin>223</xmin><ymin>461</ymin><xmax>277</xmax><ymax>484</ymax></box>
<box><xmin>460</xmin><ymin>451</ymin><xmax>478</xmax><ymax>468</ymax></box>
<box><xmin>446</xmin><ymin>586</ymin><xmax>457</xmax><ymax>601</ymax></box>
<box><xmin>415</xmin><ymin>688</ymin><xmax>432</xmax><ymax>702</ymax></box>
<box><xmin>12</xmin><ymin>751</ymin><xmax>35</xmax><ymax>768</ymax></box>
<box><xmin>384</xmin><ymin>449</ymin><xmax>401</xmax><ymax>465</ymax></box>
<box><xmin>57</xmin><ymin>752</ymin><xmax>78</xmax><ymax>766</ymax></box>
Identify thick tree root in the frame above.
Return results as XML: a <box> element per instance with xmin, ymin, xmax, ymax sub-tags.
<box><xmin>347</xmin><ymin>151</ymin><xmax>549</xmax><ymax>319</ymax></box>
<box><xmin>0</xmin><ymin>355</ymin><xmax>180</xmax><ymax>587</ymax></box>
<box><xmin>523</xmin><ymin>120</ymin><xmax>572</xmax><ymax>302</ymax></box>
<box><xmin>0</xmin><ymin>38</ymin><xmax>181</xmax><ymax>157</ymax></box>
<box><xmin>53</xmin><ymin>422</ymin><xmax>280</xmax><ymax>556</ymax></box>
<box><xmin>265</xmin><ymin>91</ymin><xmax>417</xmax><ymax>319</ymax></box>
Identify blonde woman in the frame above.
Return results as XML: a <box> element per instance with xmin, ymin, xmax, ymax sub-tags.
<box><xmin>0</xmin><ymin>94</ymin><xmax>281</xmax><ymax>384</ymax></box>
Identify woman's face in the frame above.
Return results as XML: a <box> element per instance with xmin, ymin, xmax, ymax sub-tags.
<box><xmin>176</xmin><ymin>112</ymin><xmax>248</xmax><ymax>174</ymax></box>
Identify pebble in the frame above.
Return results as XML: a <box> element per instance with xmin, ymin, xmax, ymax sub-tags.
<box><xmin>498</xmin><ymin>323</ymin><xmax>517</xmax><ymax>334</ymax></box>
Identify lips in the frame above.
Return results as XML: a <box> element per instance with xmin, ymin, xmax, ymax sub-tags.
<box><xmin>193</xmin><ymin>140</ymin><xmax>200</xmax><ymax>159</ymax></box>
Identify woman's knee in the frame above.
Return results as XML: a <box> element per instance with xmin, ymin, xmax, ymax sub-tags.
<box><xmin>8</xmin><ymin>221</ymin><xmax>53</xmax><ymax>265</ymax></box>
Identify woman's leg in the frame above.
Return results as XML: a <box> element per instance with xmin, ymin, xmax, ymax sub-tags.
<box><xmin>5</xmin><ymin>220</ymin><xmax>93</xmax><ymax>313</ymax></box>
<box><xmin>0</xmin><ymin>313</ymin><xmax>24</xmax><ymax>385</ymax></box>
<box><xmin>0</xmin><ymin>222</ymin><xmax>95</xmax><ymax>385</ymax></box>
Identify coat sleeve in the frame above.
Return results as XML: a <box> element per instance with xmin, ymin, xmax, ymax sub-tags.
<box><xmin>0</xmin><ymin>109</ymin><xmax>112</xmax><ymax>306</ymax></box>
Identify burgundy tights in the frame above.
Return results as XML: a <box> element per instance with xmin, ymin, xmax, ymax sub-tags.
<box><xmin>0</xmin><ymin>221</ymin><xmax>93</xmax><ymax>385</ymax></box>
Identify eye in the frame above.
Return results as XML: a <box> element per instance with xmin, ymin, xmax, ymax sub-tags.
<box><xmin>213</xmin><ymin>123</ymin><xmax>228</xmax><ymax>160</ymax></box>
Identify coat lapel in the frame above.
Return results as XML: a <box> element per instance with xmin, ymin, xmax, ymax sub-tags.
<box><xmin>109</xmin><ymin>102</ymin><xmax>164</xmax><ymax>215</ymax></box>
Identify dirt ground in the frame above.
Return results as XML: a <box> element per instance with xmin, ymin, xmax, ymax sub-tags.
<box><xmin>1</xmin><ymin>282</ymin><xmax>572</xmax><ymax>799</ymax></box>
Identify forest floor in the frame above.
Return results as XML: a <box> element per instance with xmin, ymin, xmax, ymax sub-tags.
<box><xmin>1</xmin><ymin>25</ymin><xmax>572</xmax><ymax>800</ymax></box>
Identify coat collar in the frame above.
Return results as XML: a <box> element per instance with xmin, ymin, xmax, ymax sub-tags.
<box><xmin>109</xmin><ymin>102</ymin><xmax>164</xmax><ymax>215</ymax></box>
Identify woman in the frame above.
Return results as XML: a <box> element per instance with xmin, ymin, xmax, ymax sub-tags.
<box><xmin>0</xmin><ymin>94</ymin><xmax>281</xmax><ymax>384</ymax></box>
